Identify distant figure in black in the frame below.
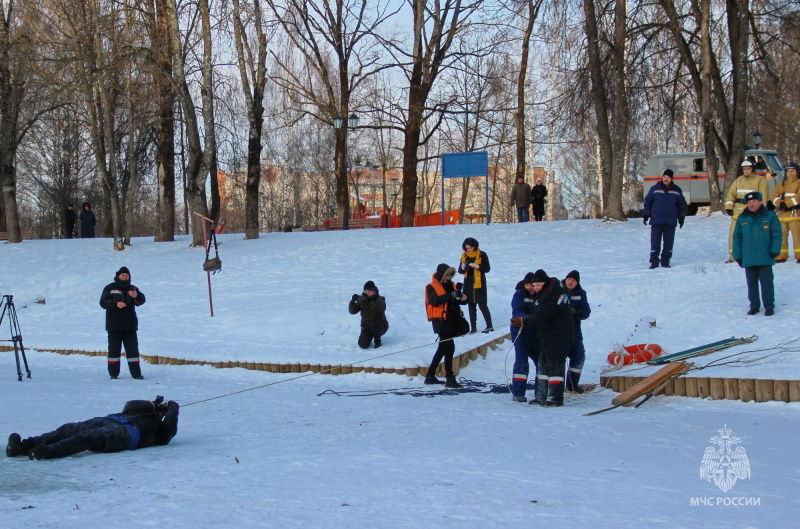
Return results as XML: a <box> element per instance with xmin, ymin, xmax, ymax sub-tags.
<box><xmin>6</xmin><ymin>397</ymin><xmax>179</xmax><ymax>460</ymax></box>
<box><xmin>64</xmin><ymin>204</ymin><xmax>77</xmax><ymax>238</ymax></box>
<box><xmin>531</xmin><ymin>179</ymin><xmax>548</xmax><ymax>221</ymax></box>
<box><xmin>458</xmin><ymin>237</ymin><xmax>493</xmax><ymax>334</ymax></box>
<box><xmin>349</xmin><ymin>280</ymin><xmax>389</xmax><ymax>349</ymax></box>
<box><xmin>100</xmin><ymin>266</ymin><xmax>146</xmax><ymax>379</ymax></box>
<box><xmin>80</xmin><ymin>202</ymin><xmax>96</xmax><ymax>238</ymax></box>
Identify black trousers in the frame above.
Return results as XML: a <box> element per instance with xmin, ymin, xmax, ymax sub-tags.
<box><xmin>428</xmin><ymin>331</ymin><xmax>456</xmax><ymax>378</ymax></box>
<box><xmin>24</xmin><ymin>417</ymin><xmax>132</xmax><ymax>459</ymax></box>
<box><xmin>108</xmin><ymin>330</ymin><xmax>142</xmax><ymax>378</ymax></box>
<box><xmin>357</xmin><ymin>323</ymin><xmax>387</xmax><ymax>348</ymax></box>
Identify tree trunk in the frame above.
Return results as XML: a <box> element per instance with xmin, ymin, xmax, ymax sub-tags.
<box><xmin>152</xmin><ymin>0</ymin><xmax>176</xmax><ymax>242</ymax></box>
<box><xmin>0</xmin><ymin>4</ymin><xmax>21</xmax><ymax>241</ymax></box>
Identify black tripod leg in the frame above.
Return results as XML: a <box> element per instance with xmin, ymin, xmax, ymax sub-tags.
<box><xmin>17</xmin><ymin>339</ymin><xmax>30</xmax><ymax>379</ymax></box>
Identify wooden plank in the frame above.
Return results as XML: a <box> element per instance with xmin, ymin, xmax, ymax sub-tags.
<box><xmin>696</xmin><ymin>377</ymin><xmax>711</xmax><ymax>399</ymax></box>
<box><xmin>773</xmin><ymin>380</ymin><xmax>789</xmax><ymax>402</ymax></box>
<box><xmin>0</xmin><ymin>231</ymin><xmax>32</xmax><ymax>240</ymax></box>
<box><xmin>754</xmin><ymin>379</ymin><xmax>774</xmax><ymax>402</ymax></box>
<box><xmin>724</xmin><ymin>378</ymin><xmax>740</xmax><ymax>400</ymax></box>
<box><xmin>709</xmin><ymin>378</ymin><xmax>726</xmax><ymax>400</ymax></box>
<box><xmin>788</xmin><ymin>381</ymin><xmax>800</xmax><ymax>402</ymax></box>
<box><xmin>739</xmin><ymin>379</ymin><xmax>756</xmax><ymax>402</ymax></box>
<box><xmin>685</xmin><ymin>378</ymin><xmax>699</xmax><ymax>398</ymax></box>
<box><xmin>611</xmin><ymin>362</ymin><xmax>690</xmax><ymax>406</ymax></box>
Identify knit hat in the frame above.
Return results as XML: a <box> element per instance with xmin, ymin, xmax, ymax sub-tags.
<box><xmin>436</xmin><ymin>263</ymin><xmax>456</xmax><ymax>282</ymax></box>
<box><xmin>565</xmin><ymin>270</ymin><xmax>580</xmax><ymax>284</ymax></box>
<box><xmin>462</xmin><ymin>237</ymin><xmax>479</xmax><ymax>251</ymax></box>
<box><xmin>363</xmin><ymin>280</ymin><xmax>377</xmax><ymax>291</ymax></box>
<box><xmin>524</xmin><ymin>269</ymin><xmax>548</xmax><ymax>284</ymax></box>
<box><xmin>663</xmin><ymin>169</ymin><xmax>674</xmax><ymax>178</ymax></box>
<box><xmin>744</xmin><ymin>191</ymin><xmax>763</xmax><ymax>202</ymax></box>
<box><xmin>115</xmin><ymin>266</ymin><xmax>131</xmax><ymax>280</ymax></box>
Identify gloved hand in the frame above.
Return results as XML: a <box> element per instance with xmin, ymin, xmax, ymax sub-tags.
<box><xmin>452</xmin><ymin>290</ymin><xmax>463</xmax><ymax>300</ymax></box>
<box><xmin>510</xmin><ymin>317</ymin><xmax>525</xmax><ymax>327</ymax></box>
<box><xmin>725</xmin><ymin>209</ymin><xmax>733</xmax><ymax>216</ymax></box>
<box><xmin>351</xmin><ymin>294</ymin><xmax>359</xmax><ymax>302</ymax></box>
<box><xmin>642</xmin><ymin>216</ymin><xmax>649</xmax><ymax>225</ymax></box>
<box><xmin>456</xmin><ymin>282</ymin><xmax>463</xmax><ymax>291</ymax></box>
<box><xmin>779</xmin><ymin>201</ymin><xmax>788</xmax><ymax>211</ymax></box>
<box><xmin>736</xmin><ymin>259</ymin><xmax>743</xmax><ymax>268</ymax></box>
<box><xmin>770</xmin><ymin>253</ymin><xmax>780</xmax><ymax>258</ymax></box>
<box><xmin>678</xmin><ymin>217</ymin><xmax>684</xmax><ymax>229</ymax></box>
<box><xmin>154</xmin><ymin>395</ymin><xmax>164</xmax><ymax>405</ymax></box>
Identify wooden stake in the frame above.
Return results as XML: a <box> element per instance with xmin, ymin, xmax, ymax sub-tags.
<box><xmin>709</xmin><ymin>378</ymin><xmax>726</xmax><ymax>400</ymax></box>
<box><xmin>739</xmin><ymin>379</ymin><xmax>756</xmax><ymax>402</ymax></box>
<box><xmin>754</xmin><ymin>379</ymin><xmax>774</xmax><ymax>403</ymax></box>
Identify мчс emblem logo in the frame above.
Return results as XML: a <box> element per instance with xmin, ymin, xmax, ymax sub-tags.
<box><xmin>700</xmin><ymin>425</ymin><xmax>751</xmax><ymax>493</ymax></box>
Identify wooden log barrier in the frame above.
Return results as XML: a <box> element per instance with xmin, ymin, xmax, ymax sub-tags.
<box><xmin>754</xmin><ymin>379</ymin><xmax>774</xmax><ymax>403</ymax></box>
<box><xmin>739</xmin><ymin>379</ymin><xmax>756</xmax><ymax>402</ymax></box>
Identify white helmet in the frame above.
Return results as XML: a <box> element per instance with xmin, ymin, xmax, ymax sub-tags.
<box><xmin>741</xmin><ymin>160</ymin><xmax>754</xmax><ymax>168</ymax></box>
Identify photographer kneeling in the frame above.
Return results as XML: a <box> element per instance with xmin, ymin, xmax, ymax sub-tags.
<box><xmin>348</xmin><ymin>281</ymin><xmax>389</xmax><ymax>349</ymax></box>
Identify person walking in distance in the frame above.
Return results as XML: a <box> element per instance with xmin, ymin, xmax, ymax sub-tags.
<box><xmin>531</xmin><ymin>178</ymin><xmax>547</xmax><ymax>222</ymax></box>
<box><xmin>99</xmin><ymin>267</ymin><xmax>146</xmax><ymax>379</ymax></box>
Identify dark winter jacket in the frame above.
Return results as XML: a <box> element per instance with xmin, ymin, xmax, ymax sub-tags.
<box><xmin>531</xmin><ymin>184</ymin><xmax>548</xmax><ymax>212</ymax></box>
<box><xmin>80</xmin><ymin>203</ymin><xmax>97</xmax><ymax>238</ymax></box>
<box><xmin>510</xmin><ymin>181</ymin><xmax>532</xmax><ymax>208</ymax></box>
<box><xmin>562</xmin><ymin>281</ymin><xmax>591</xmax><ymax>342</ymax></box>
<box><xmin>459</xmin><ymin>247</ymin><xmax>490</xmax><ymax>305</ymax></box>
<box><xmin>349</xmin><ymin>288</ymin><xmax>389</xmax><ymax>335</ymax></box>
<box><xmin>510</xmin><ymin>280</ymin><xmax>539</xmax><ymax>345</ymax></box>
<box><xmin>732</xmin><ymin>204</ymin><xmax>782</xmax><ymax>267</ymax></box>
<box><xmin>520</xmin><ymin>277</ymin><xmax>574</xmax><ymax>361</ymax></box>
<box><xmin>117</xmin><ymin>399</ymin><xmax>180</xmax><ymax>449</ymax></box>
<box><xmin>100</xmin><ymin>272</ymin><xmax>146</xmax><ymax>332</ymax></box>
<box><xmin>426</xmin><ymin>265</ymin><xmax>467</xmax><ymax>335</ymax></box>
<box><xmin>64</xmin><ymin>207</ymin><xmax>77</xmax><ymax>234</ymax></box>
<box><xmin>643</xmin><ymin>181</ymin><xmax>686</xmax><ymax>227</ymax></box>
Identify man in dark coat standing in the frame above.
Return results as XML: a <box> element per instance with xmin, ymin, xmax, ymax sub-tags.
<box><xmin>643</xmin><ymin>169</ymin><xmax>687</xmax><ymax>268</ymax></box>
<box><xmin>510</xmin><ymin>176</ymin><xmax>532</xmax><ymax>222</ymax></box>
<box><xmin>100</xmin><ymin>266</ymin><xmax>146</xmax><ymax>379</ymax></box>
<box><xmin>562</xmin><ymin>270</ymin><xmax>591</xmax><ymax>393</ymax></box>
<box><xmin>80</xmin><ymin>202</ymin><xmax>97</xmax><ymax>238</ymax></box>
<box><xmin>6</xmin><ymin>397</ymin><xmax>179</xmax><ymax>460</ymax></box>
<box><xmin>349</xmin><ymin>280</ymin><xmax>389</xmax><ymax>349</ymax></box>
<box><xmin>64</xmin><ymin>204</ymin><xmax>77</xmax><ymax>238</ymax></box>
<box><xmin>510</xmin><ymin>269</ymin><xmax>574</xmax><ymax>406</ymax></box>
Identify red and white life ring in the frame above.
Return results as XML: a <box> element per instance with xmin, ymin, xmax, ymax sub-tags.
<box><xmin>607</xmin><ymin>343</ymin><xmax>664</xmax><ymax>366</ymax></box>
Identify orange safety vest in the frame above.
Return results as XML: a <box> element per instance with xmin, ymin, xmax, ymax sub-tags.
<box><xmin>425</xmin><ymin>275</ymin><xmax>448</xmax><ymax>321</ymax></box>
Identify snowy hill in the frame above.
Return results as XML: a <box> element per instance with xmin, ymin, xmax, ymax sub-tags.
<box><xmin>1</xmin><ymin>215</ymin><xmax>798</xmax><ymax>528</ymax></box>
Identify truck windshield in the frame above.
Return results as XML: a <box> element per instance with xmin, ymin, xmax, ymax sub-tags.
<box><xmin>766</xmin><ymin>154</ymin><xmax>783</xmax><ymax>172</ymax></box>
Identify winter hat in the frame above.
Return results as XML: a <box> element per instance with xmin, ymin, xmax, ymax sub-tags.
<box><xmin>83</xmin><ymin>202</ymin><xmax>91</xmax><ymax>209</ymax></box>
<box><xmin>744</xmin><ymin>191</ymin><xmax>763</xmax><ymax>202</ymax></box>
<box><xmin>565</xmin><ymin>270</ymin><xmax>580</xmax><ymax>284</ymax></box>
<box><xmin>529</xmin><ymin>269</ymin><xmax>549</xmax><ymax>284</ymax></box>
<box><xmin>363</xmin><ymin>280</ymin><xmax>377</xmax><ymax>291</ymax></box>
<box><xmin>663</xmin><ymin>169</ymin><xmax>674</xmax><ymax>178</ymax></box>
<box><xmin>462</xmin><ymin>237</ymin><xmax>479</xmax><ymax>251</ymax></box>
<box><xmin>116</xmin><ymin>266</ymin><xmax>131</xmax><ymax>279</ymax></box>
<box><xmin>785</xmin><ymin>162</ymin><xmax>800</xmax><ymax>173</ymax></box>
<box><xmin>435</xmin><ymin>263</ymin><xmax>456</xmax><ymax>282</ymax></box>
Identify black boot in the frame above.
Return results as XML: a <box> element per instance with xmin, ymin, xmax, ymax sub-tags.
<box><xmin>479</xmin><ymin>304</ymin><xmax>493</xmax><ymax>333</ymax></box>
<box><xmin>445</xmin><ymin>376</ymin><xmax>463</xmax><ymax>389</ymax></box>
<box><xmin>29</xmin><ymin>444</ymin><xmax>49</xmax><ymax>460</ymax></box>
<box><xmin>531</xmin><ymin>376</ymin><xmax>548</xmax><ymax>405</ymax></box>
<box><xmin>567</xmin><ymin>369</ymin><xmax>584</xmax><ymax>393</ymax></box>
<box><xmin>542</xmin><ymin>381</ymin><xmax>565</xmax><ymax>407</ymax></box>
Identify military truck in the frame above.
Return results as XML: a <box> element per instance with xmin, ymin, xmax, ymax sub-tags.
<box><xmin>643</xmin><ymin>150</ymin><xmax>785</xmax><ymax>215</ymax></box>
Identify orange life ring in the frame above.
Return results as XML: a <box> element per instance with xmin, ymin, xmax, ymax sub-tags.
<box><xmin>607</xmin><ymin>343</ymin><xmax>664</xmax><ymax>366</ymax></box>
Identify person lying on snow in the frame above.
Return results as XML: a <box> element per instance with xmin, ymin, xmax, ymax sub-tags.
<box><xmin>6</xmin><ymin>397</ymin><xmax>179</xmax><ymax>460</ymax></box>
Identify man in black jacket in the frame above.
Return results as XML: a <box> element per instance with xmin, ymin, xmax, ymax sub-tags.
<box><xmin>6</xmin><ymin>397</ymin><xmax>179</xmax><ymax>460</ymax></box>
<box><xmin>511</xmin><ymin>269</ymin><xmax>574</xmax><ymax>406</ymax></box>
<box><xmin>100</xmin><ymin>266</ymin><xmax>146</xmax><ymax>379</ymax></box>
<box><xmin>349</xmin><ymin>280</ymin><xmax>389</xmax><ymax>349</ymax></box>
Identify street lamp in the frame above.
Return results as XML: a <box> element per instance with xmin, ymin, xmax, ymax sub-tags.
<box><xmin>752</xmin><ymin>131</ymin><xmax>762</xmax><ymax>149</ymax></box>
<box><xmin>332</xmin><ymin>113</ymin><xmax>359</xmax><ymax>230</ymax></box>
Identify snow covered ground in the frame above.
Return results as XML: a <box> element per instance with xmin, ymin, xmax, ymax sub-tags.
<box><xmin>1</xmin><ymin>214</ymin><xmax>798</xmax><ymax>528</ymax></box>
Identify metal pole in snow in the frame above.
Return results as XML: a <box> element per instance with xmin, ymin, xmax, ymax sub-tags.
<box><xmin>194</xmin><ymin>212</ymin><xmax>215</xmax><ymax>317</ymax></box>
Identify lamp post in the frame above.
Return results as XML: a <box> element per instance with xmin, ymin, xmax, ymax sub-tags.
<box><xmin>333</xmin><ymin>113</ymin><xmax>359</xmax><ymax>230</ymax></box>
<box><xmin>753</xmin><ymin>131</ymin><xmax>762</xmax><ymax>149</ymax></box>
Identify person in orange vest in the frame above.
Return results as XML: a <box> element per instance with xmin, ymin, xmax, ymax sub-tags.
<box><xmin>424</xmin><ymin>263</ymin><xmax>468</xmax><ymax>389</ymax></box>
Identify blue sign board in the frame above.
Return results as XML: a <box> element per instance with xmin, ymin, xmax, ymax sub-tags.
<box><xmin>440</xmin><ymin>151</ymin><xmax>490</xmax><ymax>225</ymax></box>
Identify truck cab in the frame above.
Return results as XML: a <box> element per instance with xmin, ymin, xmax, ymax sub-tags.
<box><xmin>643</xmin><ymin>150</ymin><xmax>784</xmax><ymax>215</ymax></box>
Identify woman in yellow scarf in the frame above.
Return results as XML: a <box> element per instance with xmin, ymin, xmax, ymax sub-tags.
<box><xmin>459</xmin><ymin>237</ymin><xmax>494</xmax><ymax>333</ymax></box>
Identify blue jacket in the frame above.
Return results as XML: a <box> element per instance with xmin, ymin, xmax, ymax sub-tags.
<box><xmin>644</xmin><ymin>181</ymin><xmax>687</xmax><ymax>227</ymax></box>
<box><xmin>562</xmin><ymin>282</ymin><xmax>590</xmax><ymax>342</ymax></box>
<box><xmin>732</xmin><ymin>205</ymin><xmax>782</xmax><ymax>267</ymax></box>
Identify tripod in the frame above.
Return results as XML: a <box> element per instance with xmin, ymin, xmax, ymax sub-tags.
<box><xmin>0</xmin><ymin>295</ymin><xmax>31</xmax><ymax>381</ymax></box>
